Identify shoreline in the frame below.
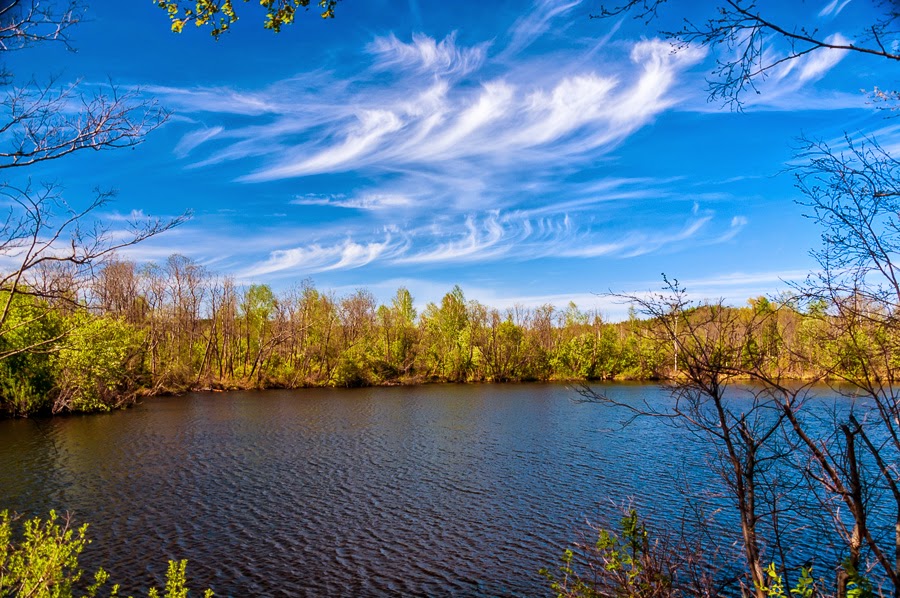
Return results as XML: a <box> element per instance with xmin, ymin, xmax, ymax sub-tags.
<box><xmin>3</xmin><ymin>372</ymin><xmax>851</xmax><ymax>419</ymax></box>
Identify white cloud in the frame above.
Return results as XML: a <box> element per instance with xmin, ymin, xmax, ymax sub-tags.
<box><xmin>515</xmin><ymin>75</ymin><xmax>617</xmax><ymax>146</ymax></box>
<box><xmin>291</xmin><ymin>193</ymin><xmax>415</xmax><ymax>210</ymax></box>
<box><xmin>620</xmin><ymin>39</ymin><xmax>708</xmax><ymax>121</ymax></box>
<box><xmin>504</xmin><ymin>0</ymin><xmax>584</xmax><ymax>57</ymax></box>
<box><xmin>690</xmin><ymin>32</ymin><xmax>855</xmax><ymax>112</ymax></box>
<box><xmin>241</xmin><ymin>236</ymin><xmax>398</xmax><ymax>278</ymax></box>
<box><xmin>367</xmin><ymin>32</ymin><xmax>488</xmax><ymax>77</ymax></box>
<box><xmin>105</xmin><ymin>209</ymin><xmax>148</xmax><ymax>222</ymax></box>
<box><xmin>143</xmin><ymin>85</ymin><xmax>280</xmax><ymax>115</ymax></box>
<box><xmin>818</xmin><ymin>0</ymin><xmax>852</xmax><ymax>18</ymax></box>
<box><xmin>795</xmin><ymin>34</ymin><xmax>850</xmax><ymax>83</ymax></box>
<box><xmin>174</xmin><ymin>126</ymin><xmax>223</xmax><ymax>158</ymax></box>
<box><xmin>560</xmin><ymin>216</ymin><xmax>712</xmax><ymax>259</ymax></box>
<box><xmin>141</xmin><ymin>16</ymin><xmax>851</xmax><ymax>284</ymax></box>
<box><xmin>716</xmin><ymin>215</ymin><xmax>748</xmax><ymax>242</ymax></box>
<box><xmin>142</xmin><ymin>202</ymin><xmax>746</xmax><ymax>282</ymax></box>
<box><xmin>192</xmin><ymin>34</ymin><xmax>708</xmax><ymax>186</ymax></box>
<box><xmin>681</xmin><ymin>269</ymin><xmax>810</xmax><ymax>289</ymax></box>
<box><xmin>396</xmin><ymin>212</ymin><xmax>507</xmax><ymax>264</ymax></box>
<box><xmin>251</xmin><ymin>109</ymin><xmax>404</xmax><ymax>179</ymax></box>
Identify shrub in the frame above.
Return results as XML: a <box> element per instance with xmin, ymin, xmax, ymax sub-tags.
<box><xmin>0</xmin><ymin>510</ymin><xmax>212</xmax><ymax>598</ymax></box>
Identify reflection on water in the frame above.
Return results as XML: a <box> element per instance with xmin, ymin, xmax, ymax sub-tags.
<box><xmin>0</xmin><ymin>383</ymin><xmax>843</xmax><ymax>597</ymax></box>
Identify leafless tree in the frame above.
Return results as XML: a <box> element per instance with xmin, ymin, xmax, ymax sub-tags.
<box><xmin>0</xmin><ymin>0</ymin><xmax>183</xmax><ymax>365</ymax></box>
<box><xmin>579</xmin><ymin>281</ymin><xmax>813</xmax><ymax>597</ymax></box>
<box><xmin>0</xmin><ymin>1</ymin><xmax>167</xmax><ymax>167</ymax></box>
<box><xmin>0</xmin><ymin>75</ymin><xmax>167</xmax><ymax>169</ymax></box>
<box><xmin>787</xmin><ymin>135</ymin><xmax>900</xmax><ymax>596</ymax></box>
<box><xmin>92</xmin><ymin>258</ymin><xmax>143</xmax><ymax>323</ymax></box>
<box><xmin>576</xmin><ymin>3</ymin><xmax>900</xmax><ymax>595</ymax></box>
<box><xmin>580</xmin><ymin>158</ymin><xmax>900</xmax><ymax>594</ymax></box>
<box><xmin>593</xmin><ymin>0</ymin><xmax>899</xmax><ymax>109</ymax></box>
<box><xmin>0</xmin><ymin>182</ymin><xmax>186</xmax><ymax>362</ymax></box>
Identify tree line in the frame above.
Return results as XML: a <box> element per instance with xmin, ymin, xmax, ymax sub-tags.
<box><xmin>0</xmin><ymin>251</ymin><xmax>882</xmax><ymax>417</ymax></box>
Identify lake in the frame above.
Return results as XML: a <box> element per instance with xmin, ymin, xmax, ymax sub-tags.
<box><xmin>0</xmin><ymin>383</ymin><xmax>845</xmax><ymax>596</ymax></box>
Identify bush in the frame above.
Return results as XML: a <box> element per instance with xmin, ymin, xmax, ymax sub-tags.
<box><xmin>0</xmin><ymin>509</ymin><xmax>212</xmax><ymax>598</ymax></box>
<box><xmin>0</xmin><ymin>294</ymin><xmax>63</xmax><ymax>416</ymax></box>
<box><xmin>542</xmin><ymin>509</ymin><xmax>724</xmax><ymax>598</ymax></box>
<box><xmin>544</xmin><ymin>509</ymin><xmax>876</xmax><ymax>598</ymax></box>
<box><xmin>54</xmin><ymin>315</ymin><xmax>147</xmax><ymax>413</ymax></box>
<box><xmin>542</xmin><ymin>509</ymin><xmax>678</xmax><ymax>598</ymax></box>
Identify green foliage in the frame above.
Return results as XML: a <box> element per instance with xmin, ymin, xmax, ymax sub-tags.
<box><xmin>755</xmin><ymin>561</ymin><xmax>873</xmax><ymax>598</ymax></box>
<box><xmin>420</xmin><ymin>286</ymin><xmax>476</xmax><ymax>382</ymax></box>
<box><xmin>542</xmin><ymin>509</ymin><xmax>673</xmax><ymax>598</ymax></box>
<box><xmin>146</xmin><ymin>560</ymin><xmax>213</xmax><ymax>598</ymax></box>
<box><xmin>842</xmin><ymin>559</ymin><xmax>875</xmax><ymax>598</ymax></box>
<box><xmin>0</xmin><ymin>379</ymin><xmax>45</xmax><ymax>418</ymax></box>
<box><xmin>757</xmin><ymin>563</ymin><xmax>816</xmax><ymax>598</ymax></box>
<box><xmin>391</xmin><ymin>287</ymin><xmax>416</xmax><ymax>325</ymax></box>
<box><xmin>0</xmin><ymin>294</ymin><xmax>64</xmax><ymax>416</ymax></box>
<box><xmin>155</xmin><ymin>0</ymin><xmax>337</xmax><ymax>37</ymax></box>
<box><xmin>55</xmin><ymin>315</ymin><xmax>146</xmax><ymax>413</ymax></box>
<box><xmin>594</xmin><ymin>510</ymin><xmax>671</xmax><ymax>596</ymax></box>
<box><xmin>237</xmin><ymin>284</ymin><xmax>276</xmax><ymax>383</ymax></box>
<box><xmin>0</xmin><ymin>510</ymin><xmax>91</xmax><ymax>598</ymax></box>
<box><xmin>7</xmin><ymin>268</ymin><xmax>897</xmax><ymax>416</ymax></box>
<box><xmin>541</xmin><ymin>548</ymin><xmax>600</xmax><ymax>598</ymax></box>
<box><xmin>553</xmin><ymin>329</ymin><xmax>626</xmax><ymax>380</ymax></box>
<box><xmin>0</xmin><ymin>510</ymin><xmax>211</xmax><ymax>598</ymax></box>
<box><xmin>552</xmin><ymin>333</ymin><xmax>594</xmax><ymax>379</ymax></box>
<box><xmin>241</xmin><ymin>285</ymin><xmax>275</xmax><ymax>325</ymax></box>
<box><xmin>332</xmin><ymin>347</ymin><xmax>371</xmax><ymax>387</ymax></box>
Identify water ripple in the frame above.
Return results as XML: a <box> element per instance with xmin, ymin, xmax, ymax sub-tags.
<box><xmin>0</xmin><ymin>383</ymin><xmax>858</xmax><ymax>596</ymax></box>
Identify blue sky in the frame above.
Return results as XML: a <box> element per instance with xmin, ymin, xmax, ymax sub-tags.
<box><xmin>9</xmin><ymin>0</ymin><xmax>898</xmax><ymax>318</ymax></box>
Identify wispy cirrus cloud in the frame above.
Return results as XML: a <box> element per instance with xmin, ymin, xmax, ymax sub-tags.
<box><xmin>239</xmin><ymin>234</ymin><xmax>403</xmax><ymax>278</ymax></box>
<box><xmin>143</xmin><ymin>1</ymin><xmax>853</xmax><ymax>283</ymax></box>
<box><xmin>291</xmin><ymin>193</ymin><xmax>416</xmax><ymax>210</ymax></box>
<box><xmin>680</xmin><ymin>269</ymin><xmax>810</xmax><ymax>290</ymax></box>
<box><xmin>718</xmin><ymin>216</ymin><xmax>749</xmax><ymax>242</ymax></box>
<box><xmin>144</xmin><ymin>85</ymin><xmax>283</xmax><ymax>115</ymax></box>
<box><xmin>228</xmin><ymin>38</ymin><xmax>705</xmax><ymax>183</ymax></box>
<box><xmin>368</xmin><ymin>32</ymin><xmax>489</xmax><ymax>77</ymax></box>
<box><xmin>791</xmin><ymin>34</ymin><xmax>851</xmax><ymax>84</ymax></box>
<box><xmin>395</xmin><ymin>212</ymin><xmax>509</xmax><ymax>264</ymax></box>
<box><xmin>228</xmin><ymin>205</ymin><xmax>740</xmax><ymax>278</ymax></box>
<box><xmin>685</xmin><ymin>30</ymin><xmax>858</xmax><ymax>112</ymax></box>
<box><xmin>503</xmin><ymin>0</ymin><xmax>584</xmax><ymax>58</ymax></box>
<box><xmin>158</xmin><ymin>22</ymin><xmax>706</xmax><ymax>196</ymax></box>
<box><xmin>559</xmin><ymin>215</ymin><xmax>711</xmax><ymax>258</ymax></box>
<box><xmin>174</xmin><ymin>126</ymin><xmax>223</xmax><ymax>158</ymax></box>
<box><xmin>818</xmin><ymin>0</ymin><xmax>852</xmax><ymax>18</ymax></box>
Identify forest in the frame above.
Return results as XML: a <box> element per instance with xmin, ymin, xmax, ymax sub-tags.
<box><xmin>0</xmin><ymin>254</ymin><xmax>849</xmax><ymax>417</ymax></box>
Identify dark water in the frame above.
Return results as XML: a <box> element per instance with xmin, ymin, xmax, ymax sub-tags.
<box><xmin>0</xmin><ymin>383</ymin><xmax>843</xmax><ymax>596</ymax></box>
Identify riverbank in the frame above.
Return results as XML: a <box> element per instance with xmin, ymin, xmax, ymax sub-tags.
<box><xmin>5</xmin><ymin>367</ymin><xmax>838</xmax><ymax>419</ymax></box>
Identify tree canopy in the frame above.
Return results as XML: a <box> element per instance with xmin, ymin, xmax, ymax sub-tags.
<box><xmin>156</xmin><ymin>0</ymin><xmax>337</xmax><ymax>37</ymax></box>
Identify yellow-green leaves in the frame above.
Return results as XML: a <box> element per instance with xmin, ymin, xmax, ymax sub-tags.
<box><xmin>56</xmin><ymin>315</ymin><xmax>146</xmax><ymax>413</ymax></box>
<box><xmin>155</xmin><ymin>0</ymin><xmax>337</xmax><ymax>38</ymax></box>
<box><xmin>756</xmin><ymin>562</ymin><xmax>818</xmax><ymax>598</ymax></box>
<box><xmin>0</xmin><ymin>511</ymin><xmax>212</xmax><ymax>597</ymax></box>
<box><xmin>0</xmin><ymin>510</ymin><xmax>89</xmax><ymax>598</ymax></box>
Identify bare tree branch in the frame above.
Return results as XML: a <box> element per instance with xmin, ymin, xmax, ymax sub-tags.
<box><xmin>0</xmin><ymin>181</ymin><xmax>189</xmax><ymax>334</ymax></box>
<box><xmin>592</xmin><ymin>1</ymin><xmax>900</xmax><ymax>109</ymax></box>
